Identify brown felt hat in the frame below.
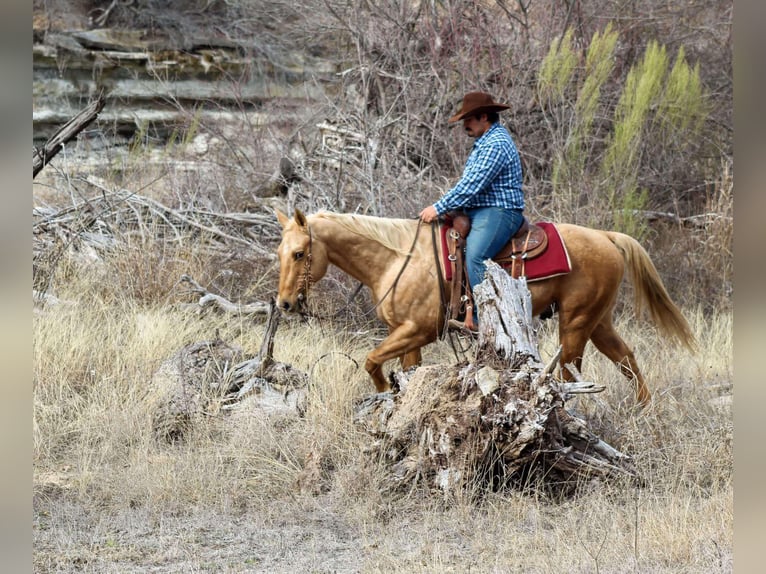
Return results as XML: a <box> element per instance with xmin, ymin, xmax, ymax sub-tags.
<box><xmin>448</xmin><ymin>91</ymin><xmax>510</xmax><ymax>123</ymax></box>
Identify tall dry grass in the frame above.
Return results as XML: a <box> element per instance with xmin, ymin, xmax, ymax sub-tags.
<box><xmin>33</xmin><ymin>114</ymin><xmax>732</xmax><ymax>573</ymax></box>
<box><xmin>34</xmin><ymin>231</ymin><xmax>732</xmax><ymax>570</ymax></box>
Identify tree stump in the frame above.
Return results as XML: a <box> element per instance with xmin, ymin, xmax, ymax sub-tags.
<box><xmin>147</xmin><ymin>300</ymin><xmax>308</xmax><ymax>441</ymax></box>
<box><xmin>354</xmin><ymin>261</ymin><xmax>637</xmax><ymax>494</ymax></box>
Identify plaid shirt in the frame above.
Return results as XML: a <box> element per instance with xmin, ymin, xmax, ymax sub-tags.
<box><xmin>434</xmin><ymin>122</ymin><xmax>524</xmax><ymax>214</ymax></box>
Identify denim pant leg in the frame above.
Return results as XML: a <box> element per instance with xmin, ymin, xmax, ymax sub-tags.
<box><xmin>465</xmin><ymin>207</ymin><xmax>523</xmax><ymax>289</ymax></box>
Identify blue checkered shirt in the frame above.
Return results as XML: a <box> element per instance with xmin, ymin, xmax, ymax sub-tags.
<box><xmin>433</xmin><ymin>122</ymin><xmax>524</xmax><ymax>214</ymax></box>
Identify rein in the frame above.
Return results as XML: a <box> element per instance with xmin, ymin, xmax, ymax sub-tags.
<box><xmin>365</xmin><ymin>217</ymin><xmax>424</xmax><ymax>315</ymax></box>
<box><xmin>300</xmin><ymin>225</ymin><xmax>313</xmax><ymax>301</ymax></box>
<box><xmin>301</xmin><ymin>217</ymin><xmax>424</xmax><ymax>319</ymax></box>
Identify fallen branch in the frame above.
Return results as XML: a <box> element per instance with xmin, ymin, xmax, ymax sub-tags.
<box><xmin>33</xmin><ymin>90</ymin><xmax>106</xmax><ymax>178</ymax></box>
<box><xmin>179</xmin><ymin>274</ymin><xmax>270</xmax><ymax>315</ymax></box>
<box><xmin>34</xmin><ymin>185</ymin><xmax>281</xmax><ymax>254</ymax></box>
<box><xmin>632</xmin><ymin>209</ymin><xmax>732</xmax><ymax>228</ymax></box>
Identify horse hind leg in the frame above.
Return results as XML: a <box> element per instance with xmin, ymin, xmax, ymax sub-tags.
<box><xmin>590</xmin><ymin>319</ymin><xmax>650</xmax><ymax>406</ymax></box>
<box><xmin>558</xmin><ymin>322</ymin><xmax>592</xmax><ymax>384</ymax></box>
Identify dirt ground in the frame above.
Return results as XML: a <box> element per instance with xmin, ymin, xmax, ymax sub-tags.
<box><xmin>33</xmin><ymin>486</ymin><xmax>732</xmax><ymax>574</ymax></box>
<box><xmin>34</xmin><ymin>497</ymin><xmax>370</xmax><ymax>573</ymax></box>
<box><xmin>33</xmin><ymin>495</ymin><xmax>480</xmax><ymax>574</ymax></box>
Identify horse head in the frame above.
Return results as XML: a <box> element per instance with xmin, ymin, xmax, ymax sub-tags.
<box><xmin>275</xmin><ymin>208</ymin><xmax>328</xmax><ymax>313</ymax></box>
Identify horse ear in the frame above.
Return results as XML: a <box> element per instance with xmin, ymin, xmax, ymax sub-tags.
<box><xmin>275</xmin><ymin>208</ymin><xmax>290</xmax><ymax>229</ymax></box>
<box><xmin>294</xmin><ymin>208</ymin><xmax>308</xmax><ymax>229</ymax></box>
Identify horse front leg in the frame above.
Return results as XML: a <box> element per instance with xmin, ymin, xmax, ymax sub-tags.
<box><xmin>400</xmin><ymin>348</ymin><xmax>422</xmax><ymax>370</ymax></box>
<box><xmin>365</xmin><ymin>360</ymin><xmax>389</xmax><ymax>392</ymax></box>
<box><xmin>364</xmin><ymin>322</ymin><xmax>432</xmax><ymax>392</ymax></box>
<box><xmin>387</xmin><ymin>324</ymin><xmax>423</xmax><ymax>370</ymax></box>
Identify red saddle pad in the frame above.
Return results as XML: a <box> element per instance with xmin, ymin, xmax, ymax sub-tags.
<box><xmin>440</xmin><ymin>221</ymin><xmax>572</xmax><ymax>282</ymax></box>
<box><xmin>500</xmin><ymin>222</ymin><xmax>571</xmax><ymax>281</ymax></box>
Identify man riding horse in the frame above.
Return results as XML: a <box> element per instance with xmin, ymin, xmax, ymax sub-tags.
<box><xmin>419</xmin><ymin>91</ymin><xmax>525</xmax><ymax>332</ymax></box>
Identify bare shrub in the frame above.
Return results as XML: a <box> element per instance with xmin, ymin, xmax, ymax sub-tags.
<box><xmin>648</xmin><ymin>159</ymin><xmax>733</xmax><ymax>311</ymax></box>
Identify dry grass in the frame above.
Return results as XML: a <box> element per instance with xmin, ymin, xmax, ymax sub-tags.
<box><xmin>33</xmin><ymin>29</ymin><xmax>733</xmax><ymax>569</ymax></box>
<box><xmin>33</xmin><ymin>248</ymin><xmax>732</xmax><ymax>572</ymax></box>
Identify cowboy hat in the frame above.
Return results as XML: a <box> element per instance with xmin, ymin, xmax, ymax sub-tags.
<box><xmin>448</xmin><ymin>91</ymin><xmax>510</xmax><ymax>123</ymax></box>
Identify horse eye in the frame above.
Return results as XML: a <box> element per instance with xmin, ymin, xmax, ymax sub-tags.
<box><xmin>294</xmin><ymin>251</ymin><xmax>304</xmax><ymax>261</ymax></box>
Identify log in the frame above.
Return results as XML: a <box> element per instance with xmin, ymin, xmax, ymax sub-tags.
<box><xmin>354</xmin><ymin>261</ymin><xmax>637</xmax><ymax>495</ymax></box>
<box><xmin>631</xmin><ymin>209</ymin><xmax>733</xmax><ymax>229</ymax></box>
<box><xmin>473</xmin><ymin>262</ymin><xmax>541</xmax><ymax>366</ymax></box>
<box><xmin>33</xmin><ymin>90</ymin><xmax>106</xmax><ymax>178</ymax></box>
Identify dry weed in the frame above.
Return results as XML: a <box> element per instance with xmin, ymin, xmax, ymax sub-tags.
<box><xmin>34</xmin><ymin>275</ymin><xmax>731</xmax><ymax>570</ymax></box>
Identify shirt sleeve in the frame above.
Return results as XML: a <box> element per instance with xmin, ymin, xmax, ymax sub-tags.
<box><xmin>433</xmin><ymin>140</ymin><xmax>506</xmax><ymax>214</ymax></box>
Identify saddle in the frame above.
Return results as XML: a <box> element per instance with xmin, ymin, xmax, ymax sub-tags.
<box><xmin>442</xmin><ymin>213</ymin><xmax>549</xmax><ymax>328</ymax></box>
<box><xmin>447</xmin><ymin>213</ymin><xmax>548</xmax><ymax>275</ymax></box>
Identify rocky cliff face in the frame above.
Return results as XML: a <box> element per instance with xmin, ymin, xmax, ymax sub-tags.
<box><xmin>33</xmin><ymin>24</ymin><xmax>337</xmax><ymax>147</ymax></box>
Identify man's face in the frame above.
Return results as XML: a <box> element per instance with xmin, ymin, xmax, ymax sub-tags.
<box><xmin>462</xmin><ymin>114</ymin><xmax>489</xmax><ymax>138</ymax></box>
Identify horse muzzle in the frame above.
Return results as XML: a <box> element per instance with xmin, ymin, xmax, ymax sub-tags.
<box><xmin>277</xmin><ymin>292</ymin><xmax>305</xmax><ymax>313</ymax></box>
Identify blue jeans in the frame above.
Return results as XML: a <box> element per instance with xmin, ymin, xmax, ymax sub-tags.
<box><xmin>464</xmin><ymin>207</ymin><xmax>524</xmax><ymax>289</ymax></box>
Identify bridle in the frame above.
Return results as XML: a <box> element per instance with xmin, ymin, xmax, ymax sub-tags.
<box><xmin>298</xmin><ymin>225</ymin><xmax>314</xmax><ymax>304</ymax></box>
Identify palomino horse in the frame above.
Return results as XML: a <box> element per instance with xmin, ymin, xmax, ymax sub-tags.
<box><xmin>275</xmin><ymin>209</ymin><xmax>695</xmax><ymax>405</ymax></box>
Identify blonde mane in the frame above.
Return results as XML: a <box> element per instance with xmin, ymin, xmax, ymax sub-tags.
<box><xmin>312</xmin><ymin>212</ymin><xmax>417</xmax><ymax>255</ymax></box>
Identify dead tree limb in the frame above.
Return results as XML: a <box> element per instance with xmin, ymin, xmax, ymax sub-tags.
<box><xmin>147</xmin><ymin>300</ymin><xmax>308</xmax><ymax>441</ymax></box>
<box><xmin>33</xmin><ymin>90</ymin><xmax>106</xmax><ymax>178</ymax></box>
<box><xmin>631</xmin><ymin>209</ymin><xmax>732</xmax><ymax>228</ymax></box>
<box><xmin>179</xmin><ymin>274</ymin><xmax>270</xmax><ymax>315</ymax></box>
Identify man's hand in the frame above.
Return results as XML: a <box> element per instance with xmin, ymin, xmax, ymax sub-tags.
<box><xmin>419</xmin><ymin>205</ymin><xmax>438</xmax><ymax>223</ymax></box>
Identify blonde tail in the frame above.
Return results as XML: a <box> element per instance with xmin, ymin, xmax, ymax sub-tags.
<box><xmin>606</xmin><ymin>231</ymin><xmax>696</xmax><ymax>351</ymax></box>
